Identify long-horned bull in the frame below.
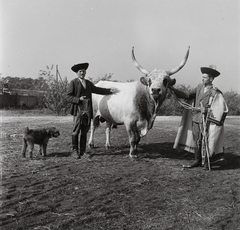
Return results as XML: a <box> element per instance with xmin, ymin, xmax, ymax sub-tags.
<box><xmin>89</xmin><ymin>46</ymin><xmax>190</xmax><ymax>158</ymax></box>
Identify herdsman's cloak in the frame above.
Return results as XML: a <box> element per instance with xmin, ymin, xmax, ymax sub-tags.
<box><xmin>173</xmin><ymin>92</ymin><xmax>228</xmax><ymax>157</ymax></box>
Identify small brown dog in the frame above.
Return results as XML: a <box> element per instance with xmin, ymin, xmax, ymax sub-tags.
<box><xmin>22</xmin><ymin>127</ymin><xmax>60</xmax><ymax>158</ymax></box>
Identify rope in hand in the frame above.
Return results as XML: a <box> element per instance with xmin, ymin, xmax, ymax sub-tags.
<box><xmin>168</xmin><ymin>88</ymin><xmax>200</xmax><ymax>115</ymax></box>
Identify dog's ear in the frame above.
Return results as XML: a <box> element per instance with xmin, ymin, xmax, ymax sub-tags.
<box><xmin>24</xmin><ymin>127</ymin><xmax>30</xmax><ymax>134</ymax></box>
<box><xmin>46</xmin><ymin>127</ymin><xmax>54</xmax><ymax>137</ymax></box>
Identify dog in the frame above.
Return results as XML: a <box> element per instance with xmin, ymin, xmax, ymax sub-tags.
<box><xmin>22</xmin><ymin>127</ymin><xmax>60</xmax><ymax>158</ymax></box>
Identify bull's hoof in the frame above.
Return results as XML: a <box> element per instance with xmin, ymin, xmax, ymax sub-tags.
<box><xmin>89</xmin><ymin>143</ymin><xmax>94</xmax><ymax>149</ymax></box>
<box><xmin>129</xmin><ymin>154</ymin><xmax>138</xmax><ymax>159</ymax></box>
<box><xmin>105</xmin><ymin>145</ymin><xmax>110</xmax><ymax>149</ymax></box>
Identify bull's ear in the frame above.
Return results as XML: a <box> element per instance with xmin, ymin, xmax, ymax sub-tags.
<box><xmin>163</xmin><ymin>78</ymin><xmax>176</xmax><ymax>87</ymax></box>
<box><xmin>170</xmin><ymin>78</ymin><xmax>176</xmax><ymax>86</ymax></box>
<box><xmin>163</xmin><ymin>78</ymin><xmax>168</xmax><ymax>87</ymax></box>
<box><xmin>140</xmin><ymin>76</ymin><xmax>151</xmax><ymax>86</ymax></box>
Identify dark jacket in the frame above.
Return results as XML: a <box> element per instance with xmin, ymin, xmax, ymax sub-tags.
<box><xmin>66</xmin><ymin>78</ymin><xmax>112</xmax><ymax>117</ymax></box>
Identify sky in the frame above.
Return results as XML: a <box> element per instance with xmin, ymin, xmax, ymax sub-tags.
<box><xmin>1</xmin><ymin>0</ymin><xmax>240</xmax><ymax>93</ymax></box>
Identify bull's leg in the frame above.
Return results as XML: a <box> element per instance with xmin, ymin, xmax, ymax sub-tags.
<box><xmin>126</xmin><ymin>122</ymin><xmax>140</xmax><ymax>158</ymax></box>
<box><xmin>89</xmin><ymin>119</ymin><xmax>96</xmax><ymax>148</ymax></box>
<box><xmin>105</xmin><ymin>121</ymin><xmax>112</xmax><ymax>149</ymax></box>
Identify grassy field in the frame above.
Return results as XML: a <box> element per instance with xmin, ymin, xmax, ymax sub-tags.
<box><xmin>1</xmin><ymin>110</ymin><xmax>240</xmax><ymax>230</ymax></box>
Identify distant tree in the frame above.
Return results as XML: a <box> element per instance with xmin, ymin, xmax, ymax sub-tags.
<box><xmin>223</xmin><ymin>90</ymin><xmax>240</xmax><ymax>115</ymax></box>
<box><xmin>39</xmin><ymin>66</ymin><xmax>70</xmax><ymax>115</ymax></box>
<box><xmin>33</xmin><ymin>77</ymin><xmax>49</xmax><ymax>91</ymax></box>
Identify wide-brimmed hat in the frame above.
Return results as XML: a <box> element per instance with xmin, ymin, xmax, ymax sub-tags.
<box><xmin>71</xmin><ymin>63</ymin><xmax>89</xmax><ymax>72</ymax></box>
<box><xmin>200</xmin><ymin>65</ymin><xmax>220</xmax><ymax>78</ymax></box>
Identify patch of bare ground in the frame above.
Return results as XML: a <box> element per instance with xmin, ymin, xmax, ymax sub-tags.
<box><xmin>1</xmin><ymin>112</ymin><xmax>240</xmax><ymax>230</ymax></box>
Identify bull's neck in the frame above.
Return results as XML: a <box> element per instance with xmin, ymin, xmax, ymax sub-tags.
<box><xmin>135</xmin><ymin>82</ymin><xmax>157</xmax><ymax>127</ymax></box>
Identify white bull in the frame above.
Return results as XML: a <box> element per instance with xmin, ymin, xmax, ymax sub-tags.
<box><xmin>89</xmin><ymin>47</ymin><xmax>190</xmax><ymax>158</ymax></box>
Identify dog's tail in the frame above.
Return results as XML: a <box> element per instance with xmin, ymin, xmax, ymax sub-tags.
<box><xmin>24</xmin><ymin>127</ymin><xmax>30</xmax><ymax>134</ymax></box>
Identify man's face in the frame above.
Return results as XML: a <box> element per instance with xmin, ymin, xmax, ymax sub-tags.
<box><xmin>202</xmin><ymin>73</ymin><xmax>213</xmax><ymax>86</ymax></box>
<box><xmin>77</xmin><ymin>69</ymin><xmax>86</xmax><ymax>79</ymax></box>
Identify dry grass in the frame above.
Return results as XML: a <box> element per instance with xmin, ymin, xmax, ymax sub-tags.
<box><xmin>1</xmin><ymin>110</ymin><xmax>240</xmax><ymax>230</ymax></box>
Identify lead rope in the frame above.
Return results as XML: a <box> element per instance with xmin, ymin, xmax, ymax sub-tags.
<box><xmin>168</xmin><ymin>88</ymin><xmax>200</xmax><ymax>115</ymax></box>
<box><xmin>169</xmin><ymin>87</ymin><xmax>215</xmax><ymax>113</ymax></box>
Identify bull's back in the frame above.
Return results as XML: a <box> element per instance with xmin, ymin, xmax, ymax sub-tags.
<box><xmin>93</xmin><ymin>81</ymin><xmax>138</xmax><ymax>123</ymax></box>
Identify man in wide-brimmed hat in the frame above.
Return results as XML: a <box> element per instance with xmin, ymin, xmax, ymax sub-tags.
<box><xmin>169</xmin><ymin>65</ymin><xmax>228</xmax><ymax>170</ymax></box>
<box><xmin>66</xmin><ymin>62</ymin><xmax>118</xmax><ymax>159</ymax></box>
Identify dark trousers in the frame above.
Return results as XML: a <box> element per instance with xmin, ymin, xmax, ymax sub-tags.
<box><xmin>72</xmin><ymin>107</ymin><xmax>90</xmax><ymax>154</ymax></box>
<box><xmin>192</xmin><ymin>122</ymin><xmax>203</xmax><ymax>164</ymax></box>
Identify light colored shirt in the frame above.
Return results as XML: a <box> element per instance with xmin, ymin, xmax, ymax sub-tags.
<box><xmin>79</xmin><ymin>78</ymin><xmax>86</xmax><ymax>88</ymax></box>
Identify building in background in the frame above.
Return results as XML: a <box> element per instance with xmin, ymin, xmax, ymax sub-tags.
<box><xmin>0</xmin><ymin>88</ymin><xmax>45</xmax><ymax>109</ymax></box>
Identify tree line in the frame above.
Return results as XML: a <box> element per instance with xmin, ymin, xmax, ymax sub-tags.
<box><xmin>1</xmin><ymin>67</ymin><xmax>239</xmax><ymax>116</ymax></box>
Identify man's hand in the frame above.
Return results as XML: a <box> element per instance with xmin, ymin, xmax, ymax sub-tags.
<box><xmin>80</xmin><ymin>96</ymin><xmax>86</xmax><ymax>101</ymax></box>
<box><xmin>201</xmin><ymin>107</ymin><xmax>208</xmax><ymax>114</ymax></box>
<box><xmin>110</xmin><ymin>87</ymin><xmax>119</xmax><ymax>94</ymax></box>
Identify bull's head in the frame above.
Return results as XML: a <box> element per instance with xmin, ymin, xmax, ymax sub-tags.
<box><xmin>132</xmin><ymin>46</ymin><xmax>190</xmax><ymax>102</ymax></box>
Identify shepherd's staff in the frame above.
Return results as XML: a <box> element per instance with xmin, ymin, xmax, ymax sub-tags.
<box><xmin>200</xmin><ymin>102</ymin><xmax>211</xmax><ymax>171</ymax></box>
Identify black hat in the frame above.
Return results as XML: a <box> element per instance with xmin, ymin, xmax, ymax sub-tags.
<box><xmin>200</xmin><ymin>65</ymin><xmax>220</xmax><ymax>78</ymax></box>
<box><xmin>71</xmin><ymin>63</ymin><xmax>89</xmax><ymax>72</ymax></box>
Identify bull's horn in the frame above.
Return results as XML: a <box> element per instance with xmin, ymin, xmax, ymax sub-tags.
<box><xmin>131</xmin><ymin>47</ymin><xmax>150</xmax><ymax>75</ymax></box>
<box><xmin>167</xmin><ymin>46</ymin><xmax>190</xmax><ymax>76</ymax></box>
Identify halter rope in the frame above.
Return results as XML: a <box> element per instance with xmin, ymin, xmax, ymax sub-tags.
<box><xmin>168</xmin><ymin>88</ymin><xmax>201</xmax><ymax>115</ymax></box>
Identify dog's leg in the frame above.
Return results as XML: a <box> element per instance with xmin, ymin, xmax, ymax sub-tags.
<box><xmin>39</xmin><ymin>145</ymin><xmax>43</xmax><ymax>155</ymax></box>
<box><xmin>21</xmin><ymin>138</ymin><xmax>27</xmax><ymax>158</ymax></box>
<box><xmin>28</xmin><ymin>142</ymin><xmax>34</xmax><ymax>159</ymax></box>
<box><xmin>42</xmin><ymin>139</ymin><xmax>48</xmax><ymax>157</ymax></box>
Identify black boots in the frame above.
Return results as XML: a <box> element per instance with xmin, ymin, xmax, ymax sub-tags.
<box><xmin>190</xmin><ymin>148</ymin><xmax>202</xmax><ymax>167</ymax></box>
<box><xmin>72</xmin><ymin>135</ymin><xmax>80</xmax><ymax>158</ymax></box>
<box><xmin>183</xmin><ymin>148</ymin><xmax>202</xmax><ymax>168</ymax></box>
<box><xmin>189</xmin><ymin>148</ymin><xmax>202</xmax><ymax>168</ymax></box>
<box><xmin>72</xmin><ymin>134</ymin><xmax>87</xmax><ymax>159</ymax></box>
<box><xmin>80</xmin><ymin>134</ymin><xmax>87</xmax><ymax>156</ymax></box>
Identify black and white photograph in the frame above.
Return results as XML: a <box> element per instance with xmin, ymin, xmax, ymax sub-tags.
<box><xmin>1</xmin><ymin>0</ymin><xmax>240</xmax><ymax>229</ymax></box>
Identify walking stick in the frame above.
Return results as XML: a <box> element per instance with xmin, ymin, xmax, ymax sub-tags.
<box><xmin>200</xmin><ymin>102</ymin><xmax>211</xmax><ymax>171</ymax></box>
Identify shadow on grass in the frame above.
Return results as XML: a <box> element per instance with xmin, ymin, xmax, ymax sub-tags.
<box><xmin>212</xmin><ymin>152</ymin><xmax>240</xmax><ymax>170</ymax></box>
<box><xmin>140</xmin><ymin>142</ymin><xmax>240</xmax><ymax>170</ymax></box>
<box><xmin>88</xmin><ymin>145</ymin><xmax>130</xmax><ymax>158</ymax></box>
<box><xmin>46</xmin><ymin>151</ymin><xmax>72</xmax><ymax>157</ymax></box>
<box><xmin>46</xmin><ymin>142</ymin><xmax>240</xmax><ymax>170</ymax></box>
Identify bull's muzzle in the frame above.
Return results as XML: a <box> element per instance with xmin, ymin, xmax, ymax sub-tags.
<box><xmin>151</xmin><ymin>88</ymin><xmax>161</xmax><ymax>95</ymax></box>
<box><xmin>151</xmin><ymin>88</ymin><xmax>162</xmax><ymax>101</ymax></box>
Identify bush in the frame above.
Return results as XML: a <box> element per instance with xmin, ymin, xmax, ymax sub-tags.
<box><xmin>39</xmin><ymin>66</ymin><xmax>70</xmax><ymax>116</ymax></box>
<box><xmin>223</xmin><ymin>90</ymin><xmax>240</xmax><ymax>115</ymax></box>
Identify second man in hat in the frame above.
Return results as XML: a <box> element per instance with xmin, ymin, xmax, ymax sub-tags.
<box><xmin>67</xmin><ymin>62</ymin><xmax>118</xmax><ymax>159</ymax></box>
